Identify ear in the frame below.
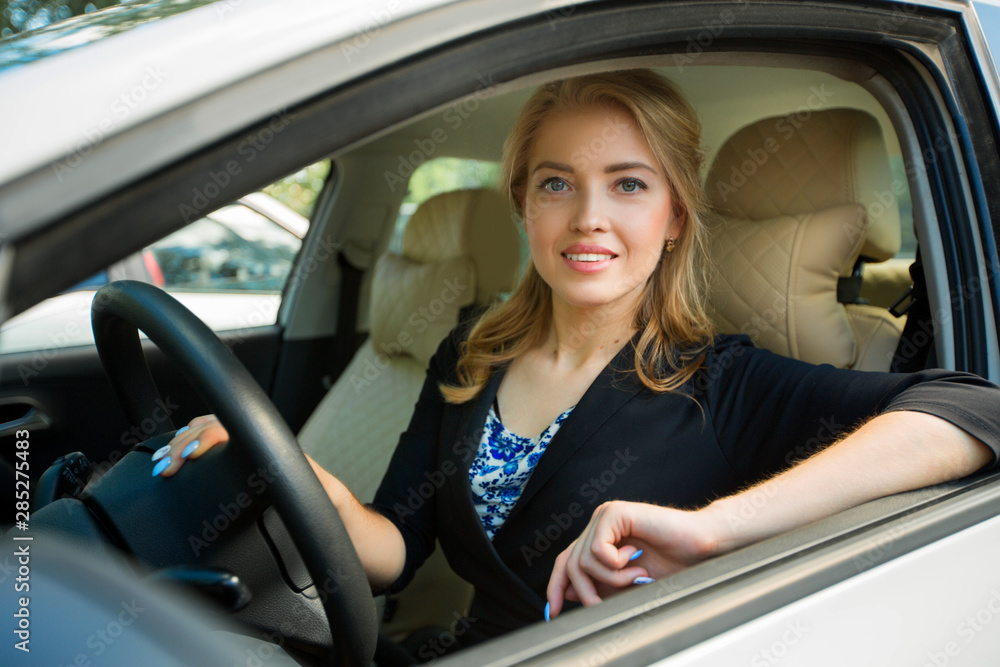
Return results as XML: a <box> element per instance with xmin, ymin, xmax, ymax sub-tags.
<box><xmin>669</xmin><ymin>204</ymin><xmax>687</xmax><ymax>240</ymax></box>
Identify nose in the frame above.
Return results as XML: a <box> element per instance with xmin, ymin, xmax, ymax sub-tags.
<box><xmin>570</xmin><ymin>187</ymin><xmax>608</xmax><ymax>234</ymax></box>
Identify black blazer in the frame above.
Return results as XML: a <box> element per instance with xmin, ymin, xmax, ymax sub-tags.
<box><xmin>372</xmin><ymin>330</ymin><xmax>1000</xmax><ymax>643</ymax></box>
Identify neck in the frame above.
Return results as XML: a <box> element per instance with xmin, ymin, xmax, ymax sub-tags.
<box><xmin>545</xmin><ymin>296</ymin><xmax>638</xmax><ymax>370</ymax></box>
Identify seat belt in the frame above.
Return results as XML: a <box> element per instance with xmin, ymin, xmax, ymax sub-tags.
<box><xmin>333</xmin><ymin>252</ymin><xmax>364</xmax><ymax>378</ymax></box>
<box><xmin>889</xmin><ymin>251</ymin><xmax>933</xmax><ymax>372</ymax></box>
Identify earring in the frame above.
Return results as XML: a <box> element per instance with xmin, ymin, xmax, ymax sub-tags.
<box><xmin>666</xmin><ymin>237</ymin><xmax>677</xmax><ymax>253</ymax></box>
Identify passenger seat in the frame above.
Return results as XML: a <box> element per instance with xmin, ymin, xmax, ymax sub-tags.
<box><xmin>703</xmin><ymin>109</ymin><xmax>904</xmax><ymax>370</ymax></box>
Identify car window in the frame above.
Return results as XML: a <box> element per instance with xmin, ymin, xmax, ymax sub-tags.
<box><xmin>0</xmin><ymin>160</ymin><xmax>329</xmax><ymax>354</ymax></box>
<box><xmin>889</xmin><ymin>155</ymin><xmax>917</xmax><ymax>259</ymax></box>
<box><xmin>389</xmin><ymin>157</ymin><xmax>500</xmax><ymax>253</ymax></box>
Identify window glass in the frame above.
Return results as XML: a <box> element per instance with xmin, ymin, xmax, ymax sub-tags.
<box><xmin>975</xmin><ymin>2</ymin><xmax>1000</xmax><ymax>69</ymax></box>
<box><xmin>0</xmin><ymin>160</ymin><xmax>330</xmax><ymax>354</ymax></box>
<box><xmin>389</xmin><ymin>158</ymin><xmax>500</xmax><ymax>253</ymax></box>
<box><xmin>889</xmin><ymin>155</ymin><xmax>917</xmax><ymax>259</ymax></box>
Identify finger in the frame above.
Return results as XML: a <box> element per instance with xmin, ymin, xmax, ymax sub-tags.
<box><xmin>154</xmin><ymin>416</ymin><xmax>229</xmax><ymax>477</ymax></box>
<box><xmin>546</xmin><ymin>544</ymin><xmax>574</xmax><ymax>619</ymax></box>
<box><xmin>579</xmin><ymin>547</ymin><xmax>648</xmax><ymax>590</ymax></box>
<box><xmin>565</xmin><ymin>543</ymin><xmax>603</xmax><ymax>607</ymax></box>
<box><xmin>188</xmin><ymin>413</ymin><xmax>219</xmax><ymax>428</ymax></box>
<box><xmin>588</xmin><ymin>504</ymin><xmax>635</xmax><ymax>570</ymax></box>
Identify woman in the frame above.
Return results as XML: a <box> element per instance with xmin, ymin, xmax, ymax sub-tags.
<box><xmin>154</xmin><ymin>70</ymin><xmax>999</xmax><ymax>646</ymax></box>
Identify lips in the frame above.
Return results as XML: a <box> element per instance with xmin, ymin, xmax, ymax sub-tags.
<box><xmin>560</xmin><ymin>243</ymin><xmax>618</xmax><ymax>273</ymax></box>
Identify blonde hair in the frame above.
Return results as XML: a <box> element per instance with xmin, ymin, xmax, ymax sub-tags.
<box><xmin>440</xmin><ymin>69</ymin><xmax>715</xmax><ymax>403</ymax></box>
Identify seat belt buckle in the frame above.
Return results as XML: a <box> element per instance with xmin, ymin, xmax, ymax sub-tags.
<box><xmin>888</xmin><ymin>285</ymin><xmax>915</xmax><ymax>318</ymax></box>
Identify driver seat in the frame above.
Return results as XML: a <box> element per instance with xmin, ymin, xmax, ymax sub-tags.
<box><xmin>297</xmin><ymin>188</ymin><xmax>521</xmax><ymax>644</ymax></box>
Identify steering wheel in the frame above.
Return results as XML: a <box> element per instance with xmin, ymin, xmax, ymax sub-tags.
<box><xmin>90</xmin><ymin>280</ymin><xmax>378</xmax><ymax>666</ymax></box>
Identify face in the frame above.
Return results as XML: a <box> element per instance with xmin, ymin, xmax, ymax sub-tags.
<box><xmin>523</xmin><ymin>105</ymin><xmax>680</xmax><ymax>315</ymax></box>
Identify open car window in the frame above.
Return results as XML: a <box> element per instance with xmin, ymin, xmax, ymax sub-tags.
<box><xmin>0</xmin><ymin>160</ymin><xmax>328</xmax><ymax>354</ymax></box>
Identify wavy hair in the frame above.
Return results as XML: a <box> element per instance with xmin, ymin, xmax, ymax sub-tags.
<box><xmin>440</xmin><ymin>69</ymin><xmax>715</xmax><ymax>403</ymax></box>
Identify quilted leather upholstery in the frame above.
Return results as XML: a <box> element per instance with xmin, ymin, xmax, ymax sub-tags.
<box><xmin>705</xmin><ymin>109</ymin><xmax>905</xmax><ymax>370</ymax></box>
<box><xmin>403</xmin><ymin>188</ymin><xmax>522</xmax><ymax>304</ymax></box>
<box><xmin>706</xmin><ymin>204</ymin><xmax>869</xmax><ymax>368</ymax></box>
<box><xmin>370</xmin><ymin>254</ymin><xmax>476</xmax><ymax>367</ymax></box>
<box><xmin>706</xmin><ymin>108</ymin><xmax>900</xmax><ymax>262</ymax></box>
<box><xmin>298</xmin><ymin>188</ymin><xmax>521</xmax><ymax>642</ymax></box>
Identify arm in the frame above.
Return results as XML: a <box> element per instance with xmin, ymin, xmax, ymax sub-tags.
<box><xmin>547</xmin><ymin>409</ymin><xmax>993</xmax><ymax>616</ymax></box>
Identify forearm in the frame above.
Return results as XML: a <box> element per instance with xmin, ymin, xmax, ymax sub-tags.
<box><xmin>702</xmin><ymin>410</ymin><xmax>994</xmax><ymax>554</ymax></box>
<box><xmin>305</xmin><ymin>455</ymin><xmax>407</xmax><ymax>592</ymax></box>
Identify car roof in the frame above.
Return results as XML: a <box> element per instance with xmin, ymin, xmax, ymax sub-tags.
<box><xmin>0</xmin><ymin>0</ymin><xmax>992</xmax><ymax>259</ymax></box>
<box><xmin>0</xmin><ymin>0</ymin><xmax>581</xmax><ymax>237</ymax></box>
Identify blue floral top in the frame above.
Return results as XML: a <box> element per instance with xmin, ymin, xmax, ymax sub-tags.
<box><xmin>469</xmin><ymin>402</ymin><xmax>575</xmax><ymax>540</ymax></box>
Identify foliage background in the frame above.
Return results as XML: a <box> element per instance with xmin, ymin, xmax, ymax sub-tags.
<box><xmin>1</xmin><ymin>0</ymin><xmax>123</xmax><ymax>38</ymax></box>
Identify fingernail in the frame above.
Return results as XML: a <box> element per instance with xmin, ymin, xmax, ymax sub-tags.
<box><xmin>181</xmin><ymin>440</ymin><xmax>200</xmax><ymax>459</ymax></box>
<box><xmin>152</xmin><ymin>457</ymin><xmax>171</xmax><ymax>477</ymax></box>
<box><xmin>629</xmin><ymin>549</ymin><xmax>644</xmax><ymax>562</ymax></box>
<box><xmin>544</xmin><ymin>602</ymin><xmax>550</xmax><ymax>622</ymax></box>
<box><xmin>175</xmin><ymin>425</ymin><xmax>190</xmax><ymax>436</ymax></box>
<box><xmin>632</xmin><ymin>576</ymin><xmax>655</xmax><ymax>585</ymax></box>
<box><xmin>151</xmin><ymin>445</ymin><xmax>171</xmax><ymax>462</ymax></box>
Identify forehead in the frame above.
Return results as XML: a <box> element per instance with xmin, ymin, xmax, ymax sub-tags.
<box><xmin>528</xmin><ymin>105</ymin><xmax>657</xmax><ymax>168</ymax></box>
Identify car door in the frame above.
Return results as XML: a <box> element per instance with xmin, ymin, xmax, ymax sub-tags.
<box><xmin>0</xmin><ymin>166</ymin><xmax>335</xmax><ymax>515</ymax></box>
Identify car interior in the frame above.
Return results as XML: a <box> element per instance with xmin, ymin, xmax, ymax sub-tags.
<box><xmin>261</xmin><ymin>59</ymin><xmax>928</xmax><ymax>652</ymax></box>
<box><xmin>7</xmin><ymin>6</ymin><xmax>1000</xmax><ymax>661</ymax></box>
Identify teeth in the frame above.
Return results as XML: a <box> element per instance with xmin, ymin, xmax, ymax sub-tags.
<box><xmin>565</xmin><ymin>253</ymin><xmax>614</xmax><ymax>262</ymax></box>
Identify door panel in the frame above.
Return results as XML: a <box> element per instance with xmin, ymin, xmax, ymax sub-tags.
<box><xmin>0</xmin><ymin>326</ymin><xmax>284</xmax><ymax>524</ymax></box>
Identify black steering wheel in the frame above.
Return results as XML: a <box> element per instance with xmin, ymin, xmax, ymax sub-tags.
<box><xmin>90</xmin><ymin>280</ymin><xmax>377</xmax><ymax>666</ymax></box>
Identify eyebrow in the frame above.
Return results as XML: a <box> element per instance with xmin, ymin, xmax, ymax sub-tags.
<box><xmin>531</xmin><ymin>160</ymin><xmax>658</xmax><ymax>175</ymax></box>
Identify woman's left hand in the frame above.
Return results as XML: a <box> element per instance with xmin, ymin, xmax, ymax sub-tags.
<box><xmin>545</xmin><ymin>501</ymin><xmax>719</xmax><ymax>619</ymax></box>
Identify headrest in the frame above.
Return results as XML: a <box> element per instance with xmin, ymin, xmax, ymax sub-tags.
<box><xmin>705</xmin><ymin>204</ymin><xmax>869</xmax><ymax>368</ymax></box>
<box><xmin>370</xmin><ymin>189</ymin><xmax>521</xmax><ymax>366</ymax></box>
<box><xmin>705</xmin><ymin>109</ymin><xmax>899</xmax><ymax>262</ymax></box>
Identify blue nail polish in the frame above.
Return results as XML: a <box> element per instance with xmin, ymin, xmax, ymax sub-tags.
<box><xmin>632</xmin><ymin>576</ymin><xmax>655</xmax><ymax>585</ymax></box>
<box><xmin>152</xmin><ymin>457</ymin><xmax>171</xmax><ymax>476</ymax></box>
<box><xmin>181</xmin><ymin>440</ymin><xmax>200</xmax><ymax>459</ymax></box>
<box><xmin>175</xmin><ymin>425</ymin><xmax>190</xmax><ymax>436</ymax></box>
<box><xmin>629</xmin><ymin>549</ymin><xmax>644</xmax><ymax>562</ymax></box>
<box><xmin>544</xmin><ymin>602</ymin><xmax>550</xmax><ymax>622</ymax></box>
<box><xmin>151</xmin><ymin>445</ymin><xmax>171</xmax><ymax>462</ymax></box>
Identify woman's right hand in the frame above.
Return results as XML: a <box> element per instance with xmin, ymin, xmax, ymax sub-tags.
<box><xmin>150</xmin><ymin>414</ymin><xmax>231</xmax><ymax>477</ymax></box>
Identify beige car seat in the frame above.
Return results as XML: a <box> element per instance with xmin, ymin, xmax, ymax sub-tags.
<box><xmin>297</xmin><ymin>188</ymin><xmax>521</xmax><ymax>642</ymax></box>
<box><xmin>703</xmin><ymin>108</ymin><xmax>905</xmax><ymax>370</ymax></box>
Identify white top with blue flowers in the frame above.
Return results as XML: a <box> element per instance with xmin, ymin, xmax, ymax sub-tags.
<box><xmin>468</xmin><ymin>402</ymin><xmax>575</xmax><ymax>540</ymax></box>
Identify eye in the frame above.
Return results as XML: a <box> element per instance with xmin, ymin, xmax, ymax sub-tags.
<box><xmin>617</xmin><ymin>178</ymin><xmax>647</xmax><ymax>193</ymax></box>
<box><xmin>539</xmin><ymin>177</ymin><xmax>569</xmax><ymax>192</ymax></box>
